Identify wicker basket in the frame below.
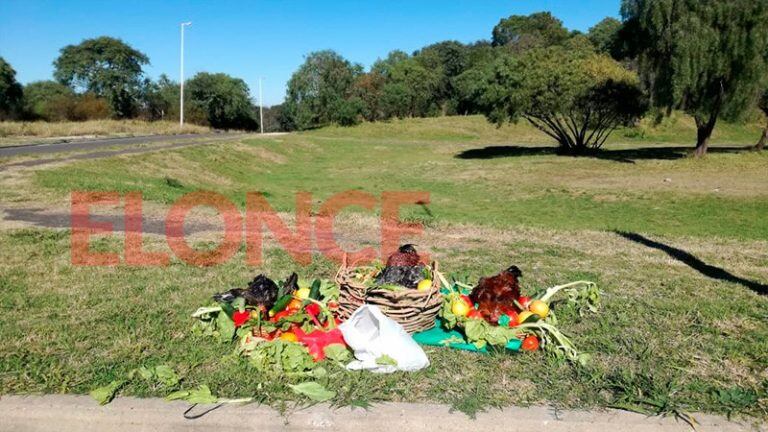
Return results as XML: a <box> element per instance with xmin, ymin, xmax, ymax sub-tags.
<box><xmin>335</xmin><ymin>255</ymin><xmax>443</xmax><ymax>333</ymax></box>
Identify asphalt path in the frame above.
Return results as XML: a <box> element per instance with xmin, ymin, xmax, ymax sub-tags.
<box><xmin>0</xmin><ymin>133</ymin><xmax>243</xmax><ymax>157</ymax></box>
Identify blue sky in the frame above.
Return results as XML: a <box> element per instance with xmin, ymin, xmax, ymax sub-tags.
<box><xmin>0</xmin><ymin>1</ymin><xmax>621</xmax><ymax>106</ymax></box>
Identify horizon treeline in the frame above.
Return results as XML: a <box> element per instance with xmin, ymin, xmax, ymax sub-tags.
<box><xmin>1</xmin><ymin>2</ymin><xmax>767</xmax><ymax>155</ymax></box>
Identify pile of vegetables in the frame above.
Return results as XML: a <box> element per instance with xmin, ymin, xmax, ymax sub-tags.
<box><xmin>438</xmin><ymin>274</ymin><xmax>600</xmax><ymax>365</ymax></box>
<box><xmin>90</xmin><ymin>270</ymin><xmax>601</xmax><ymax>406</ymax></box>
<box><xmin>192</xmin><ymin>277</ymin><xmax>352</xmax><ymax>375</ymax></box>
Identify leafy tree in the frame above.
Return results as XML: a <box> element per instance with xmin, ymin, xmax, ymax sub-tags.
<box><xmin>137</xmin><ymin>74</ymin><xmax>180</xmax><ymax>121</ymax></box>
<box><xmin>379</xmin><ymin>83</ymin><xmax>411</xmax><ymax>119</ymax></box>
<box><xmin>185</xmin><ymin>72</ymin><xmax>257</xmax><ymax>130</ymax></box>
<box><xmin>0</xmin><ymin>57</ymin><xmax>23</xmax><ymax>120</ymax></box>
<box><xmin>22</xmin><ymin>80</ymin><xmax>74</xmax><ymax>121</ymax></box>
<box><xmin>622</xmin><ymin>0</ymin><xmax>768</xmax><ymax>156</ymax></box>
<box><xmin>492</xmin><ymin>12</ymin><xmax>570</xmax><ymax>49</ymax></box>
<box><xmin>414</xmin><ymin>41</ymin><xmax>470</xmax><ymax>113</ymax></box>
<box><xmin>69</xmin><ymin>93</ymin><xmax>110</xmax><ymax>120</ymax></box>
<box><xmin>330</xmin><ymin>97</ymin><xmax>364</xmax><ymax>126</ymax></box>
<box><xmin>755</xmin><ymin>89</ymin><xmax>768</xmax><ymax>151</ymax></box>
<box><xmin>588</xmin><ymin>17</ymin><xmax>622</xmax><ymax>55</ymax></box>
<box><xmin>378</xmin><ymin>56</ymin><xmax>440</xmax><ymax>118</ymax></box>
<box><xmin>260</xmin><ymin>104</ymin><xmax>287</xmax><ymax>132</ymax></box>
<box><xmin>467</xmin><ymin>47</ymin><xmax>647</xmax><ymax>154</ymax></box>
<box><xmin>283</xmin><ymin>50</ymin><xmax>361</xmax><ymax>130</ymax></box>
<box><xmin>53</xmin><ymin>36</ymin><xmax>149</xmax><ymax>119</ymax></box>
<box><xmin>351</xmin><ymin>71</ymin><xmax>386</xmax><ymax>121</ymax></box>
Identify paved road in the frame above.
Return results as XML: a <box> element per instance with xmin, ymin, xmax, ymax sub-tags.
<box><xmin>0</xmin><ymin>395</ymin><xmax>759</xmax><ymax>432</ymax></box>
<box><xmin>0</xmin><ymin>132</ymin><xmax>250</xmax><ymax>157</ymax></box>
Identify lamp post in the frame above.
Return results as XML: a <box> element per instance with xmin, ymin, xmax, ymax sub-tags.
<box><xmin>179</xmin><ymin>21</ymin><xmax>192</xmax><ymax>128</ymax></box>
<box><xmin>259</xmin><ymin>77</ymin><xmax>264</xmax><ymax>134</ymax></box>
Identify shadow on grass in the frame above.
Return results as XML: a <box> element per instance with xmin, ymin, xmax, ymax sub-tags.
<box><xmin>455</xmin><ymin>145</ymin><xmax>752</xmax><ymax>163</ymax></box>
<box><xmin>616</xmin><ymin>231</ymin><xmax>767</xmax><ymax>296</ymax></box>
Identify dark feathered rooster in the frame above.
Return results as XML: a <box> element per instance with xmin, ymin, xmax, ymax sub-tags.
<box><xmin>375</xmin><ymin>244</ymin><xmax>426</xmax><ymax>288</ymax></box>
<box><xmin>213</xmin><ymin>273</ymin><xmax>298</xmax><ymax>311</ymax></box>
<box><xmin>469</xmin><ymin>266</ymin><xmax>522</xmax><ymax>323</ymax></box>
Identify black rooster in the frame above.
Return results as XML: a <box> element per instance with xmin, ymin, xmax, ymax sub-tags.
<box><xmin>375</xmin><ymin>244</ymin><xmax>426</xmax><ymax>288</ymax></box>
<box><xmin>213</xmin><ymin>273</ymin><xmax>298</xmax><ymax>311</ymax></box>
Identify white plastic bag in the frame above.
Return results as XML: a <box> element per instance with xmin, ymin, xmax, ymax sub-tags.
<box><xmin>338</xmin><ymin>305</ymin><xmax>430</xmax><ymax>373</ymax></box>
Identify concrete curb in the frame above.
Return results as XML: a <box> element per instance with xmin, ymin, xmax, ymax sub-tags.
<box><xmin>0</xmin><ymin>395</ymin><xmax>762</xmax><ymax>432</ymax></box>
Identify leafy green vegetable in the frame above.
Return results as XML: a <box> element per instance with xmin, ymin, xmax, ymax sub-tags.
<box><xmin>129</xmin><ymin>364</ymin><xmax>180</xmax><ymax>387</ymax></box>
<box><xmin>89</xmin><ymin>380</ymin><xmax>125</xmax><ymax>405</ymax></box>
<box><xmin>134</xmin><ymin>366</ymin><xmax>154</xmax><ymax>381</ymax></box>
<box><xmin>375</xmin><ymin>354</ymin><xmax>398</xmax><ymax>366</ymax></box>
<box><xmin>216</xmin><ymin>310</ymin><xmax>236</xmax><ymax>342</ymax></box>
<box><xmin>166</xmin><ymin>385</ymin><xmax>218</xmax><ymax>404</ymax></box>
<box><xmin>249</xmin><ymin>340</ymin><xmax>315</xmax><ymax>374</ymax></box>
<box><xmin>318</xmin><ymin>280</ymin><xmax>340</xmax><ymax>300</ymax></box>
<box><xmin>154</xmin><ymin>365</ymin><xmax>180</xmax><ymax>387</ymax></box>
<box><xmin>231</xmin><ymin>297</ymin><xmax>246</xmax><ymax>313</ymax></box>
<box><xmin>288</xmin><ymin>381</ymin><xmax>336</xmax><ymax>402</ymax></box>
<box><xmin>323</xmin><ymin>344</ymin><xmax>351</xmax><ymax>363</ymax></box>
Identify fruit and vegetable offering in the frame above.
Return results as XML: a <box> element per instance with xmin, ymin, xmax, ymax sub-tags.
<box><xmin>436</xmin><ymin>270</ymin><xmax>600</xmax><ymax>364</ymax></box>
<box><xmin>192</xmin><ymin>274</ymin><xmax>352</xmax><ymax>375</ymax></box>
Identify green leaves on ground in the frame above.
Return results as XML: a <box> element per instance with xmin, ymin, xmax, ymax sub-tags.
<box><xmin>248</xmin><ymin>340</ymin><xmax>316</xmax><ymax>374</ymax></box>
<box><xmin>89</xmin><ymin>364</ymin><xmax>181</xmax><ymax>405</ymax></box>
<box><xmin>166</xmin><ymin>385</ymin><xmax>218</xmax><ymax>404</ymax></box>
<box><xmin>288</xmin><ymin>381</ymin><xmax>337</xmax><ymax>402</ymax></box>
<box><xmin>89</xmin><ymin>380</ymin><xmax>126</xmax><ymax>405</ymax></box>
<box><xmin>375</xmin><ymin>354</ymin><xmax>398</xmax><ymax>367</ymax></box>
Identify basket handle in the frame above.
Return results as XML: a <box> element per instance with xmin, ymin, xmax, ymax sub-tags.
<box><xmin>421</xmin><ymin>261</ymin><xmax>440</xmax><ymax>309</ymax></box>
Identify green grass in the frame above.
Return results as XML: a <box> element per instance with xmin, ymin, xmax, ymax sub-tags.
<box><xmin>1</xmin><ymin>114</ymin><xmax>767</xmax><ymax>420</ymax></box>
<box><xmin>30</xmin><ymin>115</ymin><xmax>768</xmax><ymax>240</ymax></box>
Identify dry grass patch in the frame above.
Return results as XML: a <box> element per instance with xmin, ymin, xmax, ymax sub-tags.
<box><xmin>0</xmin><ymin>120</ymin><xmax>210</xmax><ymax>142</ymax></box>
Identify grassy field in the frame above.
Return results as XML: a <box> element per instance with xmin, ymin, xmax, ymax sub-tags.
<box><xmin>0</xmin><ymin>120</ymin><xmax>210</xmax><ymax>145</ymax></box>
<box><xmin>0</xmin><ymin>115</ymin><xmax>766</xmax><ymax>420</ymax></box>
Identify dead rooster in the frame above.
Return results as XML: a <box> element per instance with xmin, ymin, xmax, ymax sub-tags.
<box><xmin>469</xmin><ymin>266</ymin><xmax>522</xmax><ymax>323</ymax></box>
<box><xmin>375</xmin><ymin>244</ymin><xmax>426</xmax><ymax>288</ymax></box>
<box><xmin>213</xmin><ymin>273</ymin><xmax>298</xmax><ymax>312</ymax></box>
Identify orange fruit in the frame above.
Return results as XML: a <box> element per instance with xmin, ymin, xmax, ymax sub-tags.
<box><xmin>451</xmin><ymin>298</ymin><xmax>471</xmax><ymax>317</ymax></box>
<box><xmin>528</xmin><ymin>300</ymin><xmax>550</xmax><ymax>318</ymax></box>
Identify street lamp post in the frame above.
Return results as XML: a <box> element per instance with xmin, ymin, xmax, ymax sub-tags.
<box><xmin>259</xmin><ymin>77</ymin><xmax>264</xmax><ymax>134</ymax></box>
<box><xmin>179</xmin><ymin>21</ymin><xmax>192</xmax><ymax>129</ymax></box>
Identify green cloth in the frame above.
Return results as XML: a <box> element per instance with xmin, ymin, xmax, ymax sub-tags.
<box><xmin>413</xmin><ymin>320</ymin><xmax>521</xmax><ymax>352</ymax></box>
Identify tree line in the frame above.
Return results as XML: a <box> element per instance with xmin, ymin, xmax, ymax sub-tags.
<box><xmin>1</xmin><ymin>1</ymin><xmax>767</xmax><ymax>155</ymax></box>
<box><xmin>0</xmin><ymin>36</ymin><xmax>272</xmax><ymax>131</ymax></box>
<box><xmin>281</xmin><ymin>1</ymin><xmax>768</xmax><ymax>155</ymax></box>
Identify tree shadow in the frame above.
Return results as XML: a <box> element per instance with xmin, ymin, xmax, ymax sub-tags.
<box><xmin>615</xmin><ymin>231</ymin><xmax>767</xmax><ymax>296</ymax></box>
<box><xmin>455</xmin><ymin>145</ymin><xmax>751</xmax><ymax>164</ymax></box>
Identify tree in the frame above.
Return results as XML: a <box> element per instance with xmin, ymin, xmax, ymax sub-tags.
<box><xmin>467</xmin><ymin>47</ymin><xmax>647</xmax><ymax>154</ymax></box>
<box><xmin>22</xmin><ymin>80</ymin><xmax>74</xmax><ymax>121</ymax></box>
<box><xmin>53</xmin><ymin>36</ymin><xmax>149</xmax><ymax>119</ymax></box>
<box><xmin>0</xmin><ymin>57</ymin><xmax>23</xmax><ymax>120</ymax></box>
<box><xmin>755</xmin><ymin>89</ymin><xmax>768</xmax><ymax>151</ymax></box>
<box><xmin>374</xmin><ymin>53</ymin><xmax>440</xmax><ymax>118</ymax></box>
<box><xmin>351</xmin><ymin>71</ymin><xmax>386</xmax><ymax>121</ymax></box>
<box><xmin>185</xmin><ymin>72</ymin><xmax>257</xmax><ymax>130</ymax></box>
<box><xmin>137</xmin><ymin>74</ymin><xmax>181</xmax><ymax>121</ymax></box>
<box><xmin>588</xmin><ymin>17</ymin><xmax>622</xmax><ymax>55</ymax></box>
<box><xmin>492</xmin><ymin>12</ymin><xmax>570</xmax><ymax>48</ymax></box>
<box><xmin>414</xmin><ymin>41</ymin><xmax>470</xmax><ymax>113</ymax></box>
<box><xmin>283</xmin><ymin>50</ymin><xmax>361</xmax><ymax>130</ymax></box>
<box><xmin>622</xmin><ymin>0</ymin><xmax>768</xmax><ymax>156</ymax></box>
